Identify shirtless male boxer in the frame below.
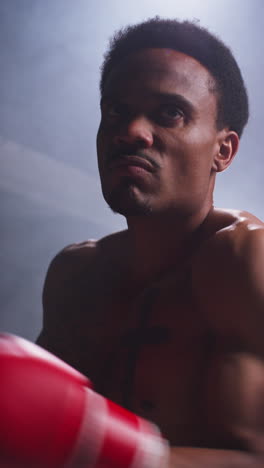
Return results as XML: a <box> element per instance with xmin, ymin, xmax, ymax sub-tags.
<box><xmin>30</xmin><ymin>17</ymin><xmax>264</xmax><ymax>467</ymax></box>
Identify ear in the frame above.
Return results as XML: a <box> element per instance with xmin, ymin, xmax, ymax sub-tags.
<box><xmin>212</xmin><ymin>130</ymin><xmax>239</xmax><ymax>173</ymax></box>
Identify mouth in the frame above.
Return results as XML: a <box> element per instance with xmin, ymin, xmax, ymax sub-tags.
<box><xmin>107</xmin><ymin>155</ymin><xmax>156</xmax><ymax>173</ymax></box>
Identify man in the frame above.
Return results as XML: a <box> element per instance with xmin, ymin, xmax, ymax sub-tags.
<box><xmin>36</xmin><ymin>18</ymin><xmax>264</xmax><ymax>466</ymax></box>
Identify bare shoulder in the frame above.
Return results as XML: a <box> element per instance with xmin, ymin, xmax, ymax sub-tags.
<box><xmin>215</xmin><ymin>207</ymin><xmax>264</xmax><ymax>235</ymax></box>
<box><xmin>195</xmin><ymin>207</ymin><xmax>264</xmax><ymax>263</ymax></box>
<box><xmin>36</xmin><ymin>239</ymin><xmax>98</xmax><ymax>346</ymax></box>
<box><xmin>192</xmin><ymin>208</ymin><xmax>264</xmax><ymax>354</ymax></box>
<box><xmin>44</xmin><ymin>229</ymin><xmax>128</xmax><ymax>285</ymax></box>
<box><xmin>45</xmin><ymin>239</ymin><xmax>99</xmax><ymax>283</ymax></box>
<box><xmin>37</xmin><ymin>230</ymin><xmax>128</xmax><ymax>348</ymax></box>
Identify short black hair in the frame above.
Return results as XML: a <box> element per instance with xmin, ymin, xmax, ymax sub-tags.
<box><xmin>100</xmin><ymin>17</ymin><xmax>249</xmax><ymax>138</ymax></box>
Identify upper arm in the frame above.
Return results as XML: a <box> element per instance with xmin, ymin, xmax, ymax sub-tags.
<box><xmin>36</xmin><ymin>245</ymin><xmax>74</xmax><ymax>353</ymax></box>
<box><xmin>193</xmin><ymin>225</ymin><xmax>264</xmax><ymax>455</ymax></box>
<box><xmin>37</xmin><ymin>240</ymin><xmax>97</xmax><ymax>357</ymax></box>
<box><xmin>193</xmin><ymin>225</ymin><xmax>264</xmax><ymax>355</ymax></box>
<box><xmin>204</xmin><ymin>350</ymin><xmax>264</xmax><ymax>454</ymax></box>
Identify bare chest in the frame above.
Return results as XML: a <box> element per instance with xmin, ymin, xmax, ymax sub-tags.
<box><xmin>62</xmin><ymin>270</ymin><xmax>211</xmax><ymax>444</ymax></box>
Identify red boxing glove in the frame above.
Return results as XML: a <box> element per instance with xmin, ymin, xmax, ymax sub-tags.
<box><xmin>0</xmin><ymin>334</ymin><xmax>169</xmax><ymax>468</ymax></box>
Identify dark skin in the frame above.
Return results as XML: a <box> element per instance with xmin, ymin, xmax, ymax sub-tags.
<box><xmin>37</xmin><ymin>49</ymin><xmax>264</xmax><ymax>466</ymax></box>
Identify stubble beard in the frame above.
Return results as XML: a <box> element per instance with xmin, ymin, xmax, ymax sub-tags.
<box><xmin>104</xmin><ymin>178</ymin><xmax>153</xmax><ymax>216</ymax></box>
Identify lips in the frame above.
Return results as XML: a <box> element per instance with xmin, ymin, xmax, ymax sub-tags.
<box><xmin>107</xmin><ymin>155</ymin><xmax>155</xmax><ymax>173</ymax></box>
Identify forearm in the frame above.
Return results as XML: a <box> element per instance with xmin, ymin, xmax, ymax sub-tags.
<box><xmin>168</xmin><ymin>447</ymin><xmax>263</xmax><ymax>468</ymax></box>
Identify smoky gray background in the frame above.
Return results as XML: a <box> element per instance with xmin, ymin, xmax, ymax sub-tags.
<box><xmin>0</xmin><ymin>0</ymin><xmax>263</xmax><ymax>341</ymax></box>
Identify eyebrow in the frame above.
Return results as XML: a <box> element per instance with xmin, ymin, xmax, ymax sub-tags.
<box><xmin>101</xmin><ymin>91</ymin><xmax>196</xmax><ymax>117</ymax></box>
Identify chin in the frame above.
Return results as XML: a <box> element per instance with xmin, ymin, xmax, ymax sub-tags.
<box><xmin>104</xmin><ymin>180</ymin><xmax>153</xmax><ymax>216</ymax></box>
<box><xmin>109</xmin><ymin>203</ymin><xmax>153</xmax><ymax>217</ymax></box>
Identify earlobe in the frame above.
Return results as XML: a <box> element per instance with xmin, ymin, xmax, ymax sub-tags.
<box><xmin>213</xmin><ymin>130</ymin><xmax>239</xmax><ymax>172</ymax></box>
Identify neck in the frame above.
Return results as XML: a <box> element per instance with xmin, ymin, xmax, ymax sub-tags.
<box><xmin>125</xmin><ymin>202</ymin><xmax>215</xmax><ymax>283</ymax></box>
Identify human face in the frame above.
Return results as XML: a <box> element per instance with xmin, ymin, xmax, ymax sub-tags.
<box><xmin>97</xmin><ymin>48</ymin><xmax>222</xmax><ymax>218</ymax></box>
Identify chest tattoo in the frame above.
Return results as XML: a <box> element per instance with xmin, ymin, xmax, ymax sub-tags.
<box><xmin>121</xmin><ymin>286</ymin><xmax>170</xmax><ymax>409</ymax></box>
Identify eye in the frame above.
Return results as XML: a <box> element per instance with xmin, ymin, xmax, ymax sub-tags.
<box><xmin>159</xmin><ymin>104</ymin><xmax>184</xmax><ymax>121</ymax></box>
<box><xmin>103</xmin><ymin>102</ymin><xmax>126</xmax><ymax>120</ymax></box>
<box><xmin>107</xmin><ymin>104</ymin><xmax>121</xmax><ymax>117</ymax></box>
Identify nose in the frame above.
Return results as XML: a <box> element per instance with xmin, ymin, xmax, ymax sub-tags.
<box><xmin>113</xmin><ymin>116</ymin><xmax>153</xmax><ymax>148</ymax></box>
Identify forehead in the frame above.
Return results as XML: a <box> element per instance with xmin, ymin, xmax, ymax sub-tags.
<box><xmin>103</xmin><ymin>48</ymin><xmax>216</xmax><ymax>105</ymax></box>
